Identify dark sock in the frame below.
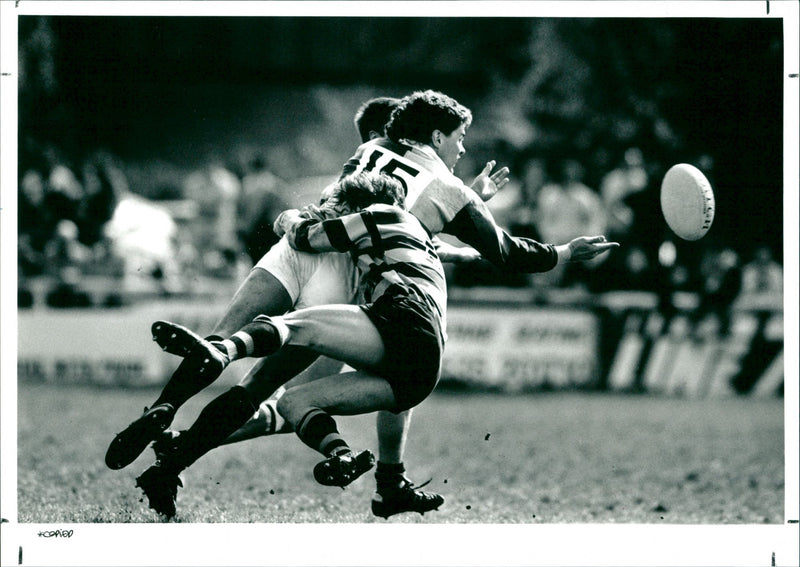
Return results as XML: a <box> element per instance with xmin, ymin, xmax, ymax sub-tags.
<box><xmin>153</xmin><ymin>336</ymin><xmax>228</xmax><ymax>409</ymax></box>
<box><xmin>161</xmin><ymin>386</ymin><xmax>257</xmax><ymax>473</ymax></box>
<box><xmin>376</xmin><ymin>462</ymin><xmax>406</xmax><ymax>490</ymax></box>
<box><xmin>296</xmin><ymin>409</ymin><xmax>349</xmax><ymax>457</ymax></box>
<box><xmin>241</xmin><ymin>315</ymin><xmax>285</xmax><ymax>357</ymax></box>
<box><xmin>217</xmin><ymin>316</ymin><xmax>286</xmax><ymax>362</ymax></box>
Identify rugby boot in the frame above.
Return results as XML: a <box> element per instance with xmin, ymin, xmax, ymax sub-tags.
<box><xmin>152</xmin><ymin>429</ymin><xmax>182</xmax><ymax>460</ymax></box>
<box><xmin>151</xmin><ymin>320</ymin><xmax>229</xmax><ymax>378</ymax></box>
<box><xmin>371</xmin><ymin>477</ymin><xmax>444</xmax><ymax>519</ymax></box>
<box><xmin>313</xmin><ymin>450</ymin><xmax>375</xmax><ymax>488</ymax></box>
<box><xmin>135</xmin><ymin>460</ymin><xmax>183</xmax><ymax>519</ymax></box>
<box><xmin>105</xmin><ymin>403</ymin><xmax>175</xmax><ymax>470</ymax></box>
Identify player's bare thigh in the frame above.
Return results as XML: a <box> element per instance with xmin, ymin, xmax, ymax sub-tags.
<box><xmin>281</xmin><ymin>304</ymin><xmax>386</xmax><ymax>370</ymax></box>
<box><xmin>276</xmin><ymin>370</ymin><xmax>397</xmax><ymax>423</ymax></box>
<box><xmin>212</xmin><ymin>238</ymin><xmax>358</xmax><ymax>336</ymax></box>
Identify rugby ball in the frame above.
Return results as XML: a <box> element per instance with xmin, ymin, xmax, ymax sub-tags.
<box><xmin>660</xmin><ymin>163</ymin><xmax>715</xmax><ymax>241</ymax></box>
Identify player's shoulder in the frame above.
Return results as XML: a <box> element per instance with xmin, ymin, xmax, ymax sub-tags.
<box><xmin>367</xmin><ymin>203</ymin><xmax>418</xmax><ymax>224</ymax></box>
<box><xmin>366</xmin><ymin>202</ymin><xmax>405</xmax><ymax>215</ymax></box>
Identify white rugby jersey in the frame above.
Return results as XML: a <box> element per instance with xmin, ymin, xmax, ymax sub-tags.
<box><xmin>340</xmin><ymin>138</ymin><xmax>558</xmax><ymax>274</ymax></box>
<box><xmin>285</xmin><ymin>203</ymin><xmax>447</xmax><ymax>329</ymax></box>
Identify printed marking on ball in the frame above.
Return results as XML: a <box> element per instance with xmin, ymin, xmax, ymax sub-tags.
<box><xmin>660</xmin><ymin>163</ymin><xmax>715</xmax><ymax>241</ymax></box>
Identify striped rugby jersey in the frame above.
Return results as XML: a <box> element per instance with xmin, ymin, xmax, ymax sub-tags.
<box><xmin>285</xmin><ymin>203</ymin><xmax>447</xmax><ymax>331</ymax></box>
<box><xmin>341</xmin><ymin>138</ymin><xmax>558</xmax><ymax>274</ymax></box>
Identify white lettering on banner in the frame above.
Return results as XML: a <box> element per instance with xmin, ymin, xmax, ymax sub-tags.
<box><xmin>18</xmin><ymin>358</ymin><xmax>149</xmax><ymax>386</ymax></box>
<box><xmin>441</xmin><ymin>307</ymin><xmax>599</xmax><ymax>390</ymax></box>
<box><xmin>17</xmin><ymin>301</ymin><xmax>252</xmax><ymax>387</ymax></box>
<box><xmin>446</xmin><ymin>322</ymin><xmax>495</xmax><ymax>341</ymax></box>
<box><xmin>17</xmin><ymin>302</ymin><xmax>598</xmax><ymax>390</ymax></box>
<box><xmin>500</xmin><ymin>357</ymin><xmax>594</xmax><ymax>388</ymax></box>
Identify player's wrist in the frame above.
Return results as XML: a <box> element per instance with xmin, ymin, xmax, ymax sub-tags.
<box><xmin>555</xmin><ymin>244</ymin><xmax>572</xmax><ymax>264</ymax></box>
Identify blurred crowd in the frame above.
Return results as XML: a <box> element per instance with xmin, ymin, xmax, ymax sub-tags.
<box><xmin>17</xmin><ymin>141</ymin><xmax>783</xmax><ymax>321</ymax></box>
<box><xmin>17</xmin><ymin>142</ymin><xmax>289</xmax><ymax>308</ymax></box>
<box><xmin>454</xmin><ymin>145</ymin><xmax>783</xmax><ymax>316</ymax></box>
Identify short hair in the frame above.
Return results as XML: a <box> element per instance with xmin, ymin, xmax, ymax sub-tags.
<box><xmin>330</xmin><ymin>171</ymin><xmax>405</xmax><ymax>212</ymax></box>
<box><xmin>354</xmin><ymin>97</ymin><xmax>401</xmax><ymax>143</ymax></box>
<box><xmin>385</xmin><ymin>90</ymin><xmax>472</xmax><ymax>145</ymax></box>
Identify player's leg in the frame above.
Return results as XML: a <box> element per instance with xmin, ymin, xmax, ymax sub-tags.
<box><xmin>145</xmin><ymin>309</ymin><xmax>386</xmax><ymax>481</ymax></box>
<box><xmin>151</xmin><ymin>245</ymin><xmax>359</xmax><ymax>407</ymax></box>
<box><xmin>213</xmin><ymin>305</ymin><xmax>386</xmax><ymax>372</ymax></box>
<box><xmin>150</xmin><ymin>239</ymin><xmax>306</xmax><ymax>409</ymax></box>
<box><xmin>106</xmin><ymin>242</ymin><xmax>302</xmax><ymax>471</ymax></box>
<box><xmin>137</xmin><ymin>383</ymin><xmax>263</xmax><ymax>517</ymax></box>
<box><xmin>376</xmin><ymin>410</ymin><xmax>410</xmax><ymax>464</ymax></box>
<box><xmin>371</xmin><ymin>408</ymin><xmax>444</xmax><ymax>518</ymax></box>
<box><xmin>220</xmin><ymin>355</ymin><xmax>346</xmax><ymax>444</ymax></box>
<box><xmin>142</xmin><ymin>250</ymin><xmax>361</xmax><ymax>471</ymax></box>
<box><xmin>150</xmin><ymin>346</ymin><xmax>324</xmax><ymax>460</ymax></box>
<box><xmin>138</xmin><ymin>365</ymin><xmax>390</xmax><ymax>516</ymax></box>
<box><xmin>216</xmin><ymin>250</ymin><xmax>360</xmax><ymax>441</ymax></box>
<box><xmin>149</xmin><ymin>305</ymin><xmax>378</xmax><ymax>397</ymax></box>
<box><xmin>276</xmin><ymin>370</ymin><xmax>397</xmax><ymax>487</ymax></box>
<box><xmin>149</xmin><ymin>269</ymin><xmax>291</xmax><ymax>406</ymax></box>
<box><xmin>208</xmin><ymin>265</ymin><xmax>293</xmax><ymax>337</ymax></box>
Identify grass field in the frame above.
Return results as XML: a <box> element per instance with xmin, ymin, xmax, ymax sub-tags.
<box><xmin>16</xmin><ymin>382</ymin><xmax>785</xmax><ymax>524</ymax></box>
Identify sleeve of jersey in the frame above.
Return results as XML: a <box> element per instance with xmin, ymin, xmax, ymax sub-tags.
<box><xmin>442</xmin><ymin>196</ymin><xmax>558</xmax><ymax>273</ymax></box>
<box><xmin>287</xmin><ymin>211</ymin><xmax>378</xmax><ymax>254</ymax></box>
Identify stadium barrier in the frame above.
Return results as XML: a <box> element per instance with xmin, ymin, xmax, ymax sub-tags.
<box><xmin>16</xmin><ymin>292</ymin><xmax>783</xmax><ymax>397</ymax></box>
<box><xmin>601</xmin><ymin>293</ymin><xmax>784</xmax><ymax>398</ymax></box>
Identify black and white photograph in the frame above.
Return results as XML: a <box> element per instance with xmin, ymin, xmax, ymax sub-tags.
<box><xmin>1</xmin><ymin>1</ymin><xmax>798</xmax><ymax>566</ymax></box>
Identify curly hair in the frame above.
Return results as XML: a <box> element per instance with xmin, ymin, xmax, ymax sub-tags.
<box><xmin>385</xmin><ymin>90</ymin><xmax>472</xmax><ymax>145</ymax></box>
<box><xmin>330</xmin><ymin>171</ymin><xmax>406</xmax><ymax>213</ymax></box>
<box><xmin>354</xmin><ymin>97</ymin><xmax>401</xmax><ymax>143</ymax></box>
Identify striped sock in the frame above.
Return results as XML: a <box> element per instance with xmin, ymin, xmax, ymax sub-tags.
<box><xmin>296</xmin><ymin>409</ymin><xmax>349</xmax><ymax>457</ymax></box>
<box><xmin>218</xmin><ymin>316</ymin><xmax>290</xmax><ymax>361</ymax></box>
<box><xmin>261</xmin><ymin>398</ymin><xmax>292</xmax><ymax>434</ymax></box>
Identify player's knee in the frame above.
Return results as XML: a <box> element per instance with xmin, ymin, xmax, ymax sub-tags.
<box><xmin>275</xmin><ymin>389</ymin><xmax>304</xmax><ymax>424</ymax></box>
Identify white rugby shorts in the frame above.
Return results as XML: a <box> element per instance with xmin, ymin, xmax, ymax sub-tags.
<box><xmin>254</xmin><ymin>237</ymin><xmax>359</xmax><ymax>309</ymax></box>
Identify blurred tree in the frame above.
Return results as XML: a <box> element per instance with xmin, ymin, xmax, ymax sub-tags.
<box><xmin>479</xmin><ymin>19</ymin><xmax>681</xmax><ymax>184</ymax></box>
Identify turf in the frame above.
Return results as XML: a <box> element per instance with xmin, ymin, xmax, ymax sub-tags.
<box><xmin>16</xmin><ymin>382</ymin><xmax>784</xmax><ymax>524</ymax></box>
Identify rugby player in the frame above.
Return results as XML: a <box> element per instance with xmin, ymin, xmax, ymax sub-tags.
<box><xmin>139</xmin><ymin>164</ymin><xmax>615</xmax><ymax>518</ymax></box>
<box><xmin>107</xmin><ymin>96</ymin><xmax>472</xmax><ymax>519</ymax></box>
<box><xmin>135</xmin><ymin>171</ymin><xmax>448</xmax><ymax>517</ymax></box>
<box><xmin>112</xmin><ymin>90</ymin><xmax>618</xmax><ymax>518</ymax></box>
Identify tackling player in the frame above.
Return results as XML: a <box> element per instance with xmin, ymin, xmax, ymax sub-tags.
<box><xmin>107</xmin><ymin>96</ymin><xmax>465</xmax><ymax>519</ymax></box>
<box><xmin>110</xmin><ymin>90</ymin><xmax>618</xmax><ymax>518</ymax></box>
<box><xmin>139</xmin><ymin>163</ymin><xmax>615</xmax><ymax>518</ymax></box>
<box><xmin>135</xmin><ymin>171</ymin><xmax>449</xmax><ymax>517</ymax></box>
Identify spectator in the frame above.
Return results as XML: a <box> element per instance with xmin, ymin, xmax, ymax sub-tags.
<box><xmin>103</xmin><ymin>166</ymin><xmax>184</xmax><ymax>294</ymax></box>
<box><xmin>600</xmin><ymin>147</ymin><xmax>649</xmax><ymax>243</ymax></box>
<box><xmin>18</xmin><ymin>167</ymin><xmax>50</xmax><ymax>276</ymax></box>
<box><xmin>737</xmin><ymin>245</ymin><xmax>783</xmax><ymax>309</ymax></box>
<box><xmin>536</xmin><ymin>158</ymin><xmax>608</xmax><ymax>287</ymax></box>
<box><xmin>695</xmin><ymin>247</ymin><xmax>742</xmax><ymax>336</ymax></box>
<box><xmin>237</xmin><ymin>154</ymin><xmax>289</xmax><ymax>265</ymax></box>
<box><xmin>183</xmin><ymin>159</ymin><xmax>242</xmax><ymax>265</ymax></box>
<box><xmin>507</xmin><ymin>157</ymin><xmax>547</xmax><ymax>242</ymax></box>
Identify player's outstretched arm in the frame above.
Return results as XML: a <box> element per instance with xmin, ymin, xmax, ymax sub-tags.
<box><xmin>433</xmin><ymin>237</ymin><xmax>481</xmax><ymax>263</ymax></box>
<box><xmin>555</xmin><ymin>236</ymin><xmax>620</xmax><ymax>263</ymax></box>
<box><xmin>469</xmin><ymin>160</ymin><xmax>509</xmax><ymax>202</ymax></box>
<box><xmin>442</xmin><ymin>193</ymin><xmax>558</xmax><ymax>273</ymax></box>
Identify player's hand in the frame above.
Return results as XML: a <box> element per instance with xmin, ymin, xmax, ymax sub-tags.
<box><xmin>439</xmin><ymin>246</ymin><xmax>482</xmax><ymax>263</ymax></box>
<box><xmin>433</xmin><ymin>237</ymin><xmax>482</xmax><ymax>263</ymax></box>
<box><xmin>560</xmin><ymin>235</ymin><xmax>619</xmax><ymax>262</ymax></box>
<box><xmin>470</xmin><ymin>160</ymin><xmax>510</xmax><ymax>202</ymax></box>
<box><xmin>273</xmin><ymin>209</ymin><xmax>304</xmax><ymax>237</ymax></box>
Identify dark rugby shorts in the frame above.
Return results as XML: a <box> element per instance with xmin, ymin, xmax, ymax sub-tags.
<box><xmin>360</xmin><ymin>292</ymin><xmax>444</xmax><ymax>412</ymax></box>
